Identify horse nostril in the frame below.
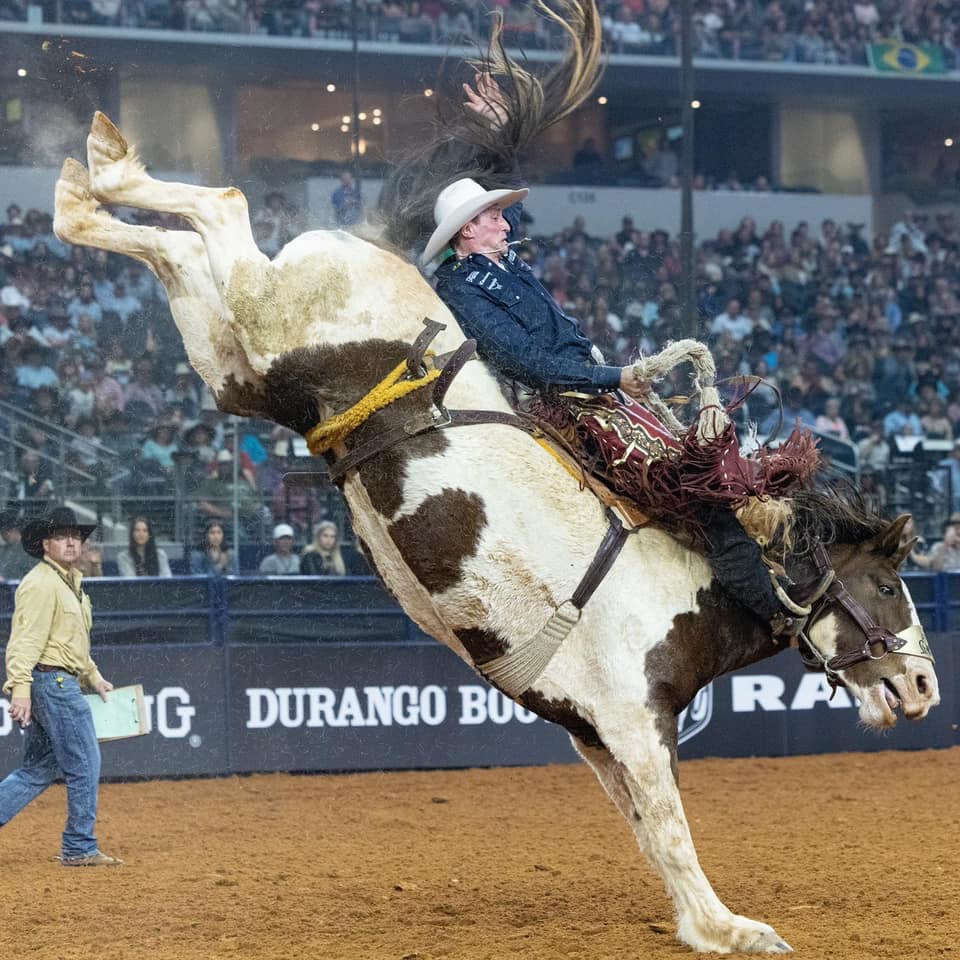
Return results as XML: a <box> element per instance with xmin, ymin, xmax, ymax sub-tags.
<box><xmin>916</xmin><ymin>674</ymin><xmax>929</xmax><ymax>696</ymax></box>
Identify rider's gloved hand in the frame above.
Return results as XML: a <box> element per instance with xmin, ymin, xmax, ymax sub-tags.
<box><xmin>619</xmin><ymin>367</ymin><xmax>653</xmax><ymax>399</ymax></box>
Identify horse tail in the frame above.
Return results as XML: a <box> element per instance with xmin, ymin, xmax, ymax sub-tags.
<box><xmin>379</xmin><ymin>0</ymin><xmax>604</xmax><ymax>254</ymax></box>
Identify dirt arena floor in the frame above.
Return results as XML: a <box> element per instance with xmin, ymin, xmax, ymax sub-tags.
<box><xmin>1</xmin><ymin>747</ymin><xmax>958</xmax><ymax>960</ymax></box>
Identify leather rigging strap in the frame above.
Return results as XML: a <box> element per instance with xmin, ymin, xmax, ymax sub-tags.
<box><xmin>318</xmin><ymin>321</ymin><xmax>642</xmax><ymax>696</ymax></box>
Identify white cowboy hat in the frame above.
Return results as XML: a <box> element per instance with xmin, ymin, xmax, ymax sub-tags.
<box><xmin>420</xmin><ymin>178</ymin><xmax>528</xmax><ymax>265</ymax></box>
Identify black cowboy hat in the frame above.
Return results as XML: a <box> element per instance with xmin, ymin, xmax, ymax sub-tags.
<box><xmin>21</xmin><ymin>506</ymin><xmax>97</xmax><ymax>558</ymax></box>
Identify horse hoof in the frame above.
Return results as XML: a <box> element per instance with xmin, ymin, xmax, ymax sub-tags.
<box><xmin>89</xmin><ymin>111</ymin><xmax>128</xmax><ymax>159</ymax></box>
<box><xmin>54</xmin><ymin>159</ymin><xmax>97</xmax><ymax>243</ymax></box>
<box><xmin>58</xmin><ymin>157</ymin><xmax>89</xmax><ymax>189</ymax></box>
<box><xmin>679</xmin><ymin>914</ymin><xmax>792</xmax><ymax>954</ymax></box>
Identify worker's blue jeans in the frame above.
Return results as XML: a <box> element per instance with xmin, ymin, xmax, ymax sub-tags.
<box><xmin>0</xmin><ymin>669</ymin><xmax>101</xmax><ymax>858</ymax></box>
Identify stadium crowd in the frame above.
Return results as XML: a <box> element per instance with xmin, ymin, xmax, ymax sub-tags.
<box><xmin>2</xmin><ymin>186</ymin><xmax>960</xmax><ymax>572</ymax></box>
<box><xmin>0</xmin><ymin>0</ymin><xmax>957</xmax><ymax>68</ymax></box>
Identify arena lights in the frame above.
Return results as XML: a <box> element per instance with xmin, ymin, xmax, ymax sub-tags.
<box><xmin>424</xmin><ymin>88</ymin><xmax>434</xmax><ymax>97</ymax></box>
<box><xmin>310</xmin><ymin>123</ymin><xmax>320</xmax><ymax>132</ymax></box>
<box><xmin>341</xmin><ymin>115</ymin><xmax>350</xmax><ymax>124</ymax></box>
<box><xmin>340</xmin><ymin>124</ymin><xmax>349</xmax><ymax>133</ymax></box>
<box><xmin>326</xmin><ymin>83</ymin><xmax>336</xmax><ymax>92</ymax></box>
<box><xmin>691</xmin><ymin>99</ymin><xmax>701</xmax><ymax>109</ymax></box>
<box><xmin>373</xmin><ymin>108</ymin><xmax>381</xmax><ymax>117</ymax></box>
<box><xmin>946</xmin><ymin>138</ymin><xmax>955</xmax><ymax>147</ymax></box>
<box><xmin>597</xmin><ymin>95</ymin><xmax>607</xmax><ymax>104</ymax></box>
<box><xmin>373</xmin><ymin>117</ymin><xmax>382</xmax><ymax>126</ymax></box>
<box><xmin>358</xmin><ymin>112</ymin><xmax>367</xmax><ymax>120</ymax></box>
<box><xmin>17</xmin><ymin>68</ymin><xmax>27</xmax><ymax>77</ymax></box>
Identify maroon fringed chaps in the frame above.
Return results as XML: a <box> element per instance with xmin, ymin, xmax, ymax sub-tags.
<box><xmin>532</xmin><ymin>394</ymin><xmax>820</xmax><ymax>525</ymax></box>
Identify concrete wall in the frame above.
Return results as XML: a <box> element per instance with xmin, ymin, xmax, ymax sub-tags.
<box><xmin>306</xmin><ymin>176</ymin><xmax>874</xmax><ymax>239</ymax></box>
<box><xmin>1</xmin><ymin>165</ymin><xmax>873</xmax><ymax>243</ymax></box>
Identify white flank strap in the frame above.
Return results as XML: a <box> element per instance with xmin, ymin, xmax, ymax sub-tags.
<box><xmin>481</xmin><ymin>601</ymin><xmax>581</xmax><ymax>698</ymax></box>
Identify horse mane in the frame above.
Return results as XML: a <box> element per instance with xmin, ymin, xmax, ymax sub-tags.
<box><xmin>785</xmin><ymin>482</ymin><xmax>889</xmax><ymax>559</ymax></box>
<box><xmin>378</xmin><ymin>0</ymin><xmax>603</xmax><ymax>254</ymax></box>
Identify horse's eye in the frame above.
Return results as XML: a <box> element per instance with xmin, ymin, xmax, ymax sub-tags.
<box><xmin>879</xmin><ymin>583</ymin><xmax>896</xmax><ymax>597</ymax></box>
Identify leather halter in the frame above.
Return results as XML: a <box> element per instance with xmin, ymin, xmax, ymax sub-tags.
<box><xmin>796</xmin><ymin>543</ymin><xmax>909</xmax><ymax>688</ymax></box>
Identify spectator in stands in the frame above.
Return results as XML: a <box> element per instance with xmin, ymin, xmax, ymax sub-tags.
<box><xmin>165</xmin><ymin>362</ymin><xmax>200</xmax><ymax>418</ymax></box>
<box><xmin>142</xmin><ymin>421</ymin><xmax>179</xmax><ymax>472</ymax></box>
<box><xmin>61</xmin><ymin>358</ymin><xmax>94</xmax><ymax>426</ymax></box>
<box><xmin>437</xmin><ymin>4</ymin><xmax>473</xmax><ymax>42</ymax></box>
<box><xmin>116</xmin><ymin>515</ymin><xmax>172</xmax><ymax>577</ymax></box>
<box><xmin>39</xmin><ymin>298</ymin><xmax>75</xmax><ymax>350</ymax></box>
<box><xmin>710</xmin><ymin>298</ymin><xmax>751</xmax><ymax>341</ymax></box>
<box><xmin>259</xmin><ymin>523</ymin><xmax>300</xmax><ymax>574</ymax></box>
<box><xmin>883</xmin><ymin>397</ymin><xmax>923</xmax><ymax>439</ymax></box>
<box><xmin>0</xmin><ymin>510</ymin><xmax>34</xmax><ymax>581</ymax></box>
<box><xmin>31</xmin><ymin>385</ymin><xmax>63</xmax><ymax>427</ymax></box>
<box><xmin>642</xmin><ymin>134</ymin><xmax>678</xmax><ymax>187</ymax></box>
<box><xmin>1</xmin><ymin>275</ymin><xmax>31</xmax><ymax>314</ymax></box>
<box><xmin>99</xmin><ymin>280</ymin><xmax>141</xmax><ymax>324</ymax></box>
<box><xmin>760</xmin><ymin>385</ymin><xmax>816</xmax><ymax>436</ymax></box>
<box><xmin>857</xmin><ymin>419</ymin><xmax>892</xmax><ymax>473</ymax></box>
<box><xmin>300</xmin><ymin>520</ymin><xmax>347</xmax><ymax>575</ymax></box>
<box><xmin>99</xmin><ymin>409</ymin><xmax>140</xmax><ymax>459</ymax></box>
<box><xmin>67</xmin><ymin>280</ymin><xmax>102</xmax><ymax>326</ymax></box>
<box><xmin>190</xmin><ymin>519</ymin><xmax>237</xmax><ymax>575</ymax></box>
<box><xmin>68</xmin><ymin>417</ymin><xmax>106</xmax><ymax>470</ymax></box>
<box><xmin>182</xmin><ymin>420</ymin><xmax>217</xmax><ymax>465</ymax></box>
<box><xmin>100</xmin><ymin>335</ymin><xmax>132</xmax><ymax>387</ymax></box>
<box><xmin>253</xmin><ymin>191</ymin><xmax>299</xmax><ymax>256</ymax></box>
<box><xmin>75</xmin><ymin>537</ymin><xmax>104</xmax><ymax>578</ymax></box>
<box><xmin>921</xmin><ymin>396</ymin><xmax>953</xmax><ymax>442</ymax></box>
<box><xmin>71</xmin><ymin>313</ymin><xmax>97</xmax><ymax>355</ymax></box>
<box><xmin>258</xmin><ymin>435</ymin><xmax>325</xmax><ymax>537</ymax></box>
<box><xmin>331</xmin><ymin>171</ymin><xmax>363</xmax><ymax>228</ymax></box>
<box><xmin>15</xmin><ymin>345</ymin><xmax>58</xmax><ymax>391</ymax></box>
<box><xmin>910</xmin><ymin>515</ymin><xmax>960</xmax><ymax>572</ymax></box>
<box><xmin>124</xmin><ymin>356</ymin><xmax>165</xmax><ymax>419</ymax></box>
<box><xmin>9</xmin><ymin>450</ymin><xmax>54</xmax><ymax>517</ymax></box>
<box><xmin>195</xmin><ymin>448</ymin><xmax>266</xmax><ymax>535</ymax></box>
<box><xmin>939</xmin><ymin>440</ymin><xmax>960</xmax><ymax>512</ymax></box>
<box><xmin>814</xmin><ymin>397</ymin><xmax>850</xmax><ymax>441</ymax></box>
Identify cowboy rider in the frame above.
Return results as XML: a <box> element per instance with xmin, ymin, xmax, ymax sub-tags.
<box><xmin>421</xmin><ymin>74</ymin><xmax>808</xmax><ymax>638</ymax></box>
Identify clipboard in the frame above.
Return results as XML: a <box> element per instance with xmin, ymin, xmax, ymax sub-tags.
<box><xmin>83</xmin><ymin>684</ymin><xmax>151</xmax><ymax>742</ymax></box>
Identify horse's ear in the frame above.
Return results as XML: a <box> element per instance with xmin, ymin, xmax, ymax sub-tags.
<box><xmin>874</xmin><ymin>513</ymin><xmax>912</xmax><ymax>560</ymax></box>
<box><xmin>891</xmin><ymin>536</ymin><xmax>919</xmax><ymax>570</ymax></box>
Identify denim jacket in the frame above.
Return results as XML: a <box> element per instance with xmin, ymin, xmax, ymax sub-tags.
<box><xmin>433</xmin><ymin>205</ymin><xmax>621</xmax><ymax>394</ymax></box>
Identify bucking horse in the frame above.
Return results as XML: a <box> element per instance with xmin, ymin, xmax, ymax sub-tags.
<box><xmin>53</xmin><ymin>1</ymin><xmax>939</xmax><ymax>950</ymax></box>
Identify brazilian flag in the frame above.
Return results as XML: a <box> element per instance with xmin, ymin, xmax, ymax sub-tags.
<box><xmin>868</xmin><ymin>40</ymin><xmax>947</xmax><ymax>75</ymax></box>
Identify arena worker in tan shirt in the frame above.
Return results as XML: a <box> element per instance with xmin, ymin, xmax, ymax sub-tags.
<box><xmin>0</xmin><ymin>506</ymin><xmax>122</xmax><ymax>866</ymax></box>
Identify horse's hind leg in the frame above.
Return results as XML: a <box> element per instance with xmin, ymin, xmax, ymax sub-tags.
<box><xmin>574</xmin><ymin>729</ymin><xmax>792</xmax><ymax>954</ymax></box>
<box><xmin>54</xmin><ymin>157</ymin><xmax>263</xmax><ymax>407</ymax></box>
<box><xmin>84</xmin><ymin>112</ymin><xmax>268</xmax><ymax>296</ymax></box>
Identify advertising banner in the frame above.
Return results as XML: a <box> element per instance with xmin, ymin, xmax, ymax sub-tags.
<box><xmin>0</xmin><ymin>645</ymin><xmax>228</xmax><ymax>779</ymax></box>
<box><xmin>227</xmin><ymin>642</ymin><xmax>577</xmax><ymax>772</ymax></box>
<box><xmin>1</xmin><ymin>635</ymin><xmax>955</xmax><ymax>779</ymax></box>
<box><xmin>678</xmin><ymin>630</ymin><xmax>955</xmax><ymax>760</ymax></box>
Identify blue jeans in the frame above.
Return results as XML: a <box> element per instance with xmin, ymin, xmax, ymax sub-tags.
<box><xmin>0</xmin><ymin>670</ymin><xmax>101</xmax><ymax>858</ymax></box>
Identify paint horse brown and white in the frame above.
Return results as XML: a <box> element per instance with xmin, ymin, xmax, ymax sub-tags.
<box><xmin>53</xmin><ymin>114</ymin><xmax>940</xmax><ymax>954</ymax></box>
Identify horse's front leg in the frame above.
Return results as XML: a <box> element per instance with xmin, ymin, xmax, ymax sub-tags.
<box><xmin>588</xmin><ymin>717</ymin><xmax>793</xmax><ymax>954</ymax></box>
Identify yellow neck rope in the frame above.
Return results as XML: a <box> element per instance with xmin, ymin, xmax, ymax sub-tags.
<box><xmin>305</xmin><ymin>358</ymin><xmax>440</xmax><ymax>456</ymax></box>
